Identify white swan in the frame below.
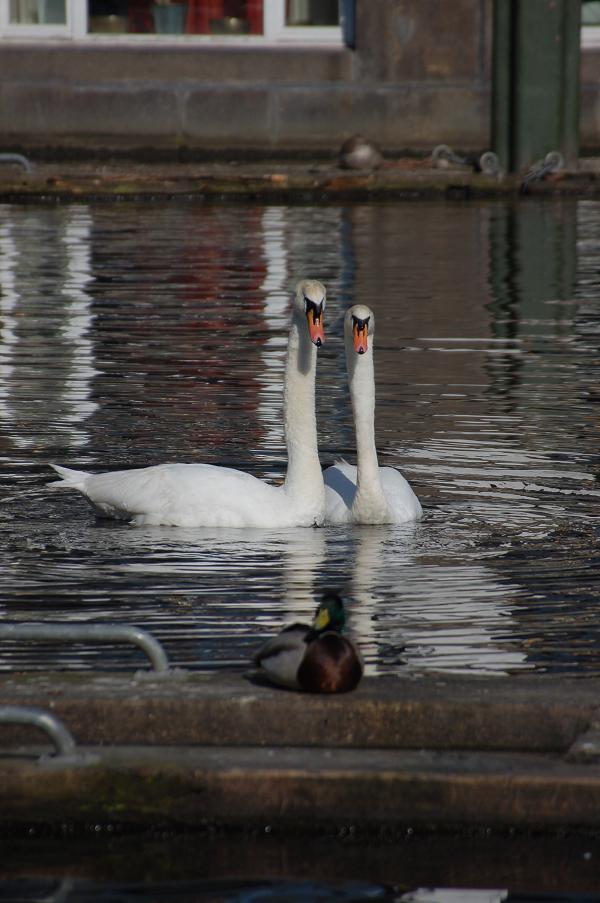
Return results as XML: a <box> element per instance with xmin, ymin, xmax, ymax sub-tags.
<box><xmin>324</xmin><ymin>304</ymin><xmax>422</xmax><ymax>525</ymax></box>
<box><xmin>49</xmin><ymin>279</ymin><xmax>327</xmax><ymax>528</ymax></box>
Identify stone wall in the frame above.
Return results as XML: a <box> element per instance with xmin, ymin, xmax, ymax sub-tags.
<box><xmin>0</xmin><ymin>0</ymin><xmax>493</xmax><ymax>156</ymax></box>
<box><xmin>579</xmin><ymin>47</ymin><xmax>600</xmax><ymax>152</ymax></box>
<box><xmin>4</xmin><ymin>1</ymin><xmax>600</xmax><ymax>158</ymax></box>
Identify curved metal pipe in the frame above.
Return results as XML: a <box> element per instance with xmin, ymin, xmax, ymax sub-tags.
<box><xmin>0</xmin><ymin>705</ymin><xmax>76</xmax><ymax>758</ymax></box>
<box><xmin>0</xmin><ymin>153</ymin><xmax>33</xmax><ymax>174</ymax></box>
<box><xmin>0</xmin><ymin>623</ymin><xmax>170</xmax><ymax>673</ymax></box>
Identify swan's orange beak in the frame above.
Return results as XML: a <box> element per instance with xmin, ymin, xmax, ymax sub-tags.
<box><xmin>306</xmin><ymin>302</ymin><xmax>325</xmax><ymax>347</ymax></box>
<box><xmin>352</xmin><ymin>316</ymin><xmax>369</xmax><ymax>354</ymax></box>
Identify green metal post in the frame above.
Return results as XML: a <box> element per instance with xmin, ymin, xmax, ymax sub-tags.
<box><xmin>562</xmin><ymin>0</ymin><xmax>583</xmax><ymax>167</ymax></box>
<box><xmin>492</xmin><ymin>0</ymin><xmax>512</xmax><ymax>173</ymax></box>
<box><xmin>492</xmin><ymin>0</ymin><xmax>581</xmax><ymax>173</ymax></box>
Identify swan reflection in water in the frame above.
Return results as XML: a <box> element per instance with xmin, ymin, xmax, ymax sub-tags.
<box><xmin>102</xmin><ymin>515</ymin><xmax>529</xmax><ymax>677</ymax></box>
<box><xmin>346</xmin><ymin>520</ymin><xmax>530</xmax><ymax>675</ymax></box>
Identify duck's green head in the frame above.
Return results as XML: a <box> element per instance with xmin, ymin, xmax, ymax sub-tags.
<box><xmin>312</xmin><ymin>592</ymin><xmax>346</xmax><ymax>634</ymax></box>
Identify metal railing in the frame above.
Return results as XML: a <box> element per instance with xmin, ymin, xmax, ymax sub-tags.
<box><xmin>0</xmin><ymin>623</ymin><xmax>170</xmax><ymax>673</ymax></box>
<box><xmin>0</xmin><ymin>704</ymin><xmax>75</xmax><ymax>758</ymax></box>
<box><xmin>0</xmin><ymin>153</ymin><xmax>33</xmax><ymax>174</ymax></box>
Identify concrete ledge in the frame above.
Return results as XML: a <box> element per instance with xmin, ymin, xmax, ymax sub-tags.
<box><xmin>0</xmin><ymin>672</ymin><xmax>596</xmax><ymax>751</ymax></box>
<box><xmin>0</xmin><ymin>44</ymin><xmax>353</xmax><ymax>84</ymax></box>
<box><xmin>0</xmin><ymin>672</ymin><xmax>600</xmax><ymax>831</ymax></box>
<box><xmin>2</xmin><ymin>743</ymin><xmax>600</xmax><ymax>831</ymax></box>
<box><xmin>2</xmin><ymin>159</ymin><xmax>600</xmax><ymax>201</ymax></box>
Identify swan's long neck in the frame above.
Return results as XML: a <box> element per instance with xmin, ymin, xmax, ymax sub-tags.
<box><xmin>282</xmin><ymin>311</ymin><xmax>324</xmax><ymax>519</ymax></box>
<box><xmin>346</xmin><ymin>333</ymin><xmax>389</xmax><ymax>520</ymax></box>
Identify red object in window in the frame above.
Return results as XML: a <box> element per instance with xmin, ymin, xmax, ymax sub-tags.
<box><xmin>186</xmin><ymin>0</ymin><xmax>263</xmax><ymax>35</ymax></box>
<box><xmin>246</xmin><ymin>0</ymin><xmax>263</xmax><ymax>34</ymax></box>
<box><xmin>128</xmin><ymin>0</ymin><xmax>155</xmax><ymax>33</ymax></box>
<box><xmin>186</xmin><ymin>1</ymin><xmax>222</xmax><ymax>34</ymax></box>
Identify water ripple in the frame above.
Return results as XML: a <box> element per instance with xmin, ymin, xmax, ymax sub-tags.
<box><xmin>0</xmin><ymin>200</ymin><xmax>599</xmax><ymax>676</ymax></box>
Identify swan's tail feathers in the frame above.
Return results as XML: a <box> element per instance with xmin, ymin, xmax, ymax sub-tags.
<box><xmin>48</xmin><ymin>464</ymin><xmax>91</xmax><ymax>489</ymax></box>
<box><xmin>333</xmin><ymin>457</ymin><xmax>351</xmax><ymax>467</ymax></box>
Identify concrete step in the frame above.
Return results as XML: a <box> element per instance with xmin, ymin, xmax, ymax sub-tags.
<box><xmin>0</xmin><ymin>671</ymin><xmax>598</xmax><ymax>751</ymax></box>
<box><xmin>2</xmin><ymin>743</ymin><xmax>600</xmax><ymax>831</ymax></box>
<box><xmin>1</xmin><ymin>672</ymin><xmax>600</xmax><ymax>831</ymax></box>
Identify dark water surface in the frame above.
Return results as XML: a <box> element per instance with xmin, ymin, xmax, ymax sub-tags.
<box><xmin>2</xmin><ymin>830</ymin><xmax>600</xmax><ymax>901</ymax></box>
<box><xmin>1</xmin><ymin>199</ymin><xmax>599</xmax><ymax>677</ymax></box>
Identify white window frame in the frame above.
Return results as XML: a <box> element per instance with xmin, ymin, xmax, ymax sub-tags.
<box><xmin>265</xmin><ymin>0</ymin><xmax>342</xmax><ymax>43</ymax></box>
<box><xmin>0</xmin><ymin>0</ymin><xmax>74</xmax><ymax>37</ymax></box>
<box><xmin>0</xmin><ymin>0</ymin><xmax>342</xmax><ymax>44</ymax></box>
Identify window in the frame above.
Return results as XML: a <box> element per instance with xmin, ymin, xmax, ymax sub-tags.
<box><xmin>276</xmin><ymin>0</ymin><xmax>340</xmax><ymax>42</ymax></box>
<box><xmin>2</xmin><ymin>0</ymin><xmax>75</xmax><ymax>35</ymax></box>
<box><xmin>0</xmin><ymin>0</ymin><xmax>342</xmax><ymax>41</ymax></box>
<box><xmin>582</xmin><ymin>0</ymin><xmax>600</xmax><ymax>47</ymax></box>
<box><xmin>10</xmin><ymin>0</ymin><xmax>66</xmax><ymax>25</ymax></box>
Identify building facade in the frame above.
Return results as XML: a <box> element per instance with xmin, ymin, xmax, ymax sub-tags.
<box><xmin>0</xmin><ymin>0</ymin><xmax>599</xmax><ymax>157</ymax></box>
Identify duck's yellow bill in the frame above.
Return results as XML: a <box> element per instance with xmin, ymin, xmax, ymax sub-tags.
<box><xmin>314</xmin><ymin>608</ymin><xmax>331</xmax><ymax>631</ymax></box>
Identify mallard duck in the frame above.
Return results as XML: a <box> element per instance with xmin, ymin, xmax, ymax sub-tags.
<box><xmin>252</xmin><ymin>592</ymin><xmax>363</xmax><ymax>693</ymax></box>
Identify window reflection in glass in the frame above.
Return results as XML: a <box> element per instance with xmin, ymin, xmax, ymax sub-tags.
<box><xmin>87</xmin><ymin>1</ymin><xmax>264</xmax><ymax>35</ymax></box>
<box><xmin>286</xmin><ymin>0</ymin><xmax>338</xmax><ymax>26</ymax></box>
<box><xmin>10</xmin><ymin>0</ymin><xmax>66</xmax><ymax>24</ymax></box>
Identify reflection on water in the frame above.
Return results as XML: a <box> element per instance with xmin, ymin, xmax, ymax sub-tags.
<box><xmin>0</xmin><ymin>207</ymin><xmax>97</xmax><ymax>450</ymax></box>
<box><xmin>1</xmin><ymin>199</ymin><xmax>599</xmax><ymax>676</ymax></box>
<box><xmin>0</xmin><ymin>877</ymin><xmax>395</xmax><ymax>903</ymax></box>
<box><xmin>2</xmin><ymin>830</ymin><xmax>600</xmax><ymax>901</ymax></box>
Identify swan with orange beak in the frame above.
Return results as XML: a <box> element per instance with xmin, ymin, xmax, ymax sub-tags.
<box><xmin>49</xmin><ymin>280</ymin><xmax>328</xmax><ymax>528</ymax></box>
<box><xmin>324</xmin><ymin>303</ymin><xmax>422</xmax><ymax>525</ymax></box>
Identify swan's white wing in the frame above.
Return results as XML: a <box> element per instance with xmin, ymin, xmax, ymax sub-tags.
<box><xmin>323</xmin><ymin>459</ymin><xmax>356</xmax><ymax>524</ymax></box>
<box><xmin>50</xmin><ymin>462</ymin><xmax>296</xmax><ymax>528</ymax></box>
<box><xmin>379</xmin><ymin>466</ymin><xmax>423</xmax><ymax>523</ymax></box>
<box><xmin>323</xmin><ymin>460</ymin><xmax>422</xmax><ymax>525</ymax></box>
